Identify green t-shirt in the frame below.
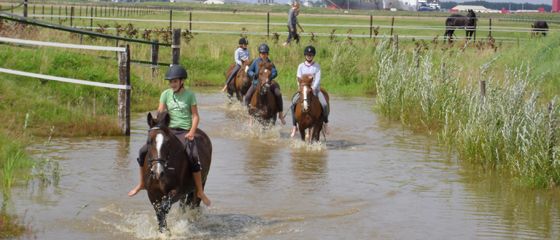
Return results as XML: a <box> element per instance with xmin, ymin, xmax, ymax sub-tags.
<box><xmin>159</xmin><ymin>88</ymin><xmax>197</xmax><ymax>130</ymax></box>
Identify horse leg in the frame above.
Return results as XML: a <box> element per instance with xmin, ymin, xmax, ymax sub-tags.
<box><xmin>299</xmin><ymin>127</ymin><xmax>306</xmax><ymax>141</ymax></box>
<box><xmin>155</xmin><ymin>196</ymin><xmax>172</xmax><ymax>232</ymax></box>
<box><xmin>179</xmin><ymin>195</ymin><xmax>188</xmax><ymax>213</ymax></box>
<box><xmin>313</xmin><ymin>123</ymin><xmax>323</xmax><ymax>142</ymax></box>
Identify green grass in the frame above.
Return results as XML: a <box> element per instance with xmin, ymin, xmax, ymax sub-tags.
<box><xmin>374</xmin><ymin>36</ymin><xmax>560</xmax><ymax>188</ymax></box>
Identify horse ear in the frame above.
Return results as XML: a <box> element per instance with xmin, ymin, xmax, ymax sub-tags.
<box><xmin>147</xmin><ymin>112</ymin><xmax>155</xmax><ymax>128</ymax></box>
<box><xmin>162</xmin><ymin>112</ymin><xmax>171</xmax><ymax>127</ymax></box>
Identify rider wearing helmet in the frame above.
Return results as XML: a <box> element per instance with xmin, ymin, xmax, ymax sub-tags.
<box><xmin>128</xmin><ymin>64</ymin><xmax>211</xmax><ymax>207</ymax></box>
<box><xmin>290</xmin><ymin>45</ymin><xmax>329</xmax><ymax>138</ymax></box>
<box><xmin>222</xmin><ymin>38</ymin><xmax>250</xmax><ymax>93</ymax></box>
<box><xmin>245</xmin><ymin>43</ymin><xmax>286</xmax><ymax>124</ymax></box>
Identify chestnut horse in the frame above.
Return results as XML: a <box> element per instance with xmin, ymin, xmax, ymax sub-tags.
<box><xmin>143</xmin><ymin>111</ymin><xmax>212</xmax><ymax>232</ymax></box>
<box><xmin>225</xmin><ymin>59</ymin><xmax>253</xmax><ymax>101</ymax></box>
<box><xmin>294</xmin><ymin>74</ymin><xmax>329</xmax><ymax>142</ymax></box>
<box><xmin>248</xmin><ymin>61</ymin><xmax>279</xmax><ymax>126</ymax></box>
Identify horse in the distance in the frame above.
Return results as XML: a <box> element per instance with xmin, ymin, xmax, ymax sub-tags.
<box><xmin>248</xmin><ymin>61</ymin><xmax>280</xmax><ymax>126</ymax></box>
<box><xmin>531</xmin><ymin>21</ymin><xmax>549</xmax><ymax>37</ymax></box>
<box><xmin>225</xmin><ymin>59</ymin><xmax>253</xmax><ymax>102</ymax></box>
<box><xmin>444</xmin><ymin>9</ymin><xmax>477</xmax><ymax>43</ymax></box>
<box><xmin>293</xmin><ymin>74</ymin><xmax>329</xmax><ymax>142</ymax></box>
<box><xmin>142</xmin><ymin>111</ymin><xmax>212</xmax><ymax>232</ymax></box>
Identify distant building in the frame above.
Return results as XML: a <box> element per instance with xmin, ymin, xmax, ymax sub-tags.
<box><xmin>380</xmin><ymin>0</ymin><xmax>440</xmax><ymax>11</ymax></box>
<box><xmin>450</xmin><ymin>5</ymin><xmax>499</xmax><ymax>13</ymax></box>
<box><xmin>553</xmin><ymin>0</ymin><xmax>560</xmax><ymax>12</ymax></box>
<box><xmin>257</xmin><ymin>0</ymin><xmax>274</xmax><ymax>4</ymax></box>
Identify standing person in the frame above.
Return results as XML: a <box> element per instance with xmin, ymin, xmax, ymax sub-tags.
<box><xmin>283</xmin><ymin>2</ymin><xmax>304</xmax><ymax>46</ymax></box>
<box><xmin>290</xmin><ymin>45</ymin><xmax>329</xmax><ymax>137</ymax></box>
<box><xmin>128</xmin><ymin>65</ymin><xmax>211</xmax><ymax>207</ymax></box>
<box><xmin>222</xmin><ymin>37</ymin><xmax>250</xmax><ymax>93</ymax></box>
<box><xmin>245</xmin><ymin>43</ymin><xmax>286</xmax><ymax>125</ymax></box>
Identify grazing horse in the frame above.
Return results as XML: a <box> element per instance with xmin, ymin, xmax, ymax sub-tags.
<box><xmin>294</xmin><ymin>74</ymin><xmax>329</xmax><ymax>142</ymax></box>
<box><xmin>531</xmin><ymin>21</ymin><xmax>549</xmax><ymax>37</ymax></box>
<box><xmin>225</xmin><ymin>59</ymin><xmax>253</xmax><ymax>102</ymax></box>
<box><xmin>444</xmin><ymin>9</ymin><xmax>477</xmax><ymax>43</ymax></box>
<box><xmin>143</xmin><ymin>111</ymin><xmax>212</xmax><ymax>232</ymax></box>
<box><xmin>248</xmin><ymin>61</ymin><xmax>279</xmax><ymax>126</ymax></box>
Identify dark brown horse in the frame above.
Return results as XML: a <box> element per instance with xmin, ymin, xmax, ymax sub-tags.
<box><xmin>248</xmin><ymin>61</ymin><xmax>279</xmax><ymax>126</ymax></box>
<box><xmin>531</xmin><ymin>21</ymin><xmax>549</xmax><ymax>37</ymax></box>
<box><xmin>444</xmin><ymin>9</ymin><xmax>477</xmax><ymax>43</ymax></box>
<box><xmin>225</xmin><ymin>59</ymin><xmax>253</xmax><ymax>101</ymax></box>
<box><xmin>143</xmin><ymin>111</ymin><xmax>212</xmax><ymax>232</ymax></box>
<box><xmin>294</xmin><ymin>74</ymin><xmax>329</xmax><ymax>142</ymax></box>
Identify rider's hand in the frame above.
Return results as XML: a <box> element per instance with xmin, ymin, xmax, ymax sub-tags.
<box><xmin>185</xmin><ymin>131</ymin><xmax>195</xmax><ymax>141</ymax></box>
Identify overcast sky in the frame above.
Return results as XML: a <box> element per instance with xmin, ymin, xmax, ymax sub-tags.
<box><xmin>450</xmin><ymin>0</ymin><xmax>551</xmax><ymax>4</ymax></box>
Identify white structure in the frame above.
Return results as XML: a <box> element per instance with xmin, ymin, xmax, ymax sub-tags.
<box><xmin>203</xmin><ymin>0</ymin><xmax>224</xmax><ymax>4</ymax></box>
<box><xmin>257</xmin><ymin>0</ymin><xmax>274</xmax><ymax>4</ymax></box>
<box><xmin>451</xmin><ymin>5</ymin><xmax>499</xmax><ymax>13</ymax></box>
<box><xmin>381</xmin><ymin>0</ymin><xmax>440</xmax><ymax>11</ymax></box>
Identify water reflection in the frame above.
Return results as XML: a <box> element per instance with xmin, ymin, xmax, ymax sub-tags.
<box><xmin>459</xmin><ymin>167</ymin><xmax>560</xmax><ymax>239</ymax></box>
<box><xmin>290</xmin><ymin>146</ymin><xmax>328</xmax><ymax>184</ymax></box>
<box><xmin>243</xmin><ymin>139</ymin><xmax>280</xmax><ymax>188</ymax></box>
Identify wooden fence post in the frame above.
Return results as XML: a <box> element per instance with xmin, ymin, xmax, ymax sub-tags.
<box><xmin>267</xmin><ymin>12</ymin><xmax>270</xmax><ymax>38</ymax></box>
<box><xmin>369</xmin><ymin>14</ymin><xmax>373</xmax><ymax>38</ymax></box>
<box><xmin>488</xmin><ymin>18</ymin><xmax>492</xmax><ymax>38</ymax></box>
<box><xmin>172</xmin><ymin>29</ymin><xmax>181</xmax><ymax>65</ymax></box>
<box><xmin>189</xmin><ymin>12</ymin><xmax>192</xmax><ymax>31</ymax></box>
<box><xmin>23</xmin><ymin>0</ymin><xmax>28</xmax><ymax>17</ymax></box>
<box><xmin>480</xmin><ymin>80</ymin><xmax>486</xmax><ymax>98</ymax></box>
<box><xmin>90</xmin><ymin>7</ymin><xmax>93</xmax><ymax>30</ymax></box>
<box><xmin>50</xmin><ymin>5</ymin><xmax>53</xmax><ymax>20</ymax></box>
<box><xmin>390</xmin><ymin>16</ymin><xmax>395</xmax><ymax>37</ymax></box>
<box><xmin>118</xmin><ymin>45</ymin><xmax>131</xmax><ymax>136</ymax></box>
<box><xmin>151</xmin><ymin>40</ymin><xmax>159</xmax><ymax>80</ymax></box>
<box><xmin>169</xmin><ymin>10</ymin><xmax>173</xmax><ymax>30</ymax></box>
<box><xmin>70</xmin><ymin>6</ymin><xmax>74</xmax><ymax>27</ymax></box>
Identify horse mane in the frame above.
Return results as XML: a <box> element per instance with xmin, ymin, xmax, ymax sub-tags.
<box><xmin>258</xmin><ymin>61</ymin><xmax>273</xmax><ymax>74</ymax></box>
<box><xmin>299</xmin><ymin>74</ymin><xmax>314</xmax><ymax>86</ymax></box>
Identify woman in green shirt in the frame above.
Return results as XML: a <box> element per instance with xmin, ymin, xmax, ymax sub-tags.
<box><xmin>128</xmin><ymin>65</ymin><xmax>211</xmax><ymax>207</ymax></box>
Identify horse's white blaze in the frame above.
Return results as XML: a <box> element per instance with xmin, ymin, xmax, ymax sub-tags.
<box><xmin>155</xmin><ymin>134</ymin><xmax>164</xmax><ymax>159</ymax></box>
<box><xmin>264</xmin><ymin>69</ymin><xmax>269</xmax><ymax>73</ymax></box>
<box><xmin>154</xmin><ymin>133</ymin><xmax>165</xmax><ymax>179</ymax></box>
<box><xmin>303</xmin><ymin>85</ymin><xmax>309</xmax><ymax>111</ymax></box>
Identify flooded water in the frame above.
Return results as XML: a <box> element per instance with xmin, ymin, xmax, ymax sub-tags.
<box><xmin>5</xmin><ymin>91</ymin><xmax>560</xmax><ymax>239</ymax></box>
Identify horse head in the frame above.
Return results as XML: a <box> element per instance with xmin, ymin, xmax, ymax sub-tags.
<box><xmin>299</xmin><ymin>74</ymin><xmax>315</xmax><ymax>113</ymax></box>
<box><xmin>258</xmin><ymin>61</ymin><xmax>273</xmax><ymax>96</ymax></box>
<box><xmin>239</xmin><ymin>59</ymin><xmax>252</xmax><ymax>86</ymax></box>
<box><xmin>467</xmin><ymin>9</ymin><xmax>477</xmax><ymax>26</ymax></box>
<box><xmin>146</xmin><ymin>111</ymin><xmax>179</xmax><ymax>180</ymax></box>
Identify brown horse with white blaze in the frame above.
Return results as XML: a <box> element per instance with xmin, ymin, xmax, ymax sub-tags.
<box><xmin>143</xmin><ymin>111</ymin><xmax>212</xmax><ymax>232</ymax></box>
<box><xmin>248</xmin><ymin>61</ymin><xmax>280</xmax><ymax>126</ymax></box>
<box><xmin>294</xmin><ymin>74</ymin><xmax>329</xmax><ymax>142</ymax></box>
<box><xmin>225</xmin><ymin>59</ymin><xmax>253</xmax><ymax>101</ymax></box>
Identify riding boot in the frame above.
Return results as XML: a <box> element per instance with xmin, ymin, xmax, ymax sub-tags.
<box><xmin>244</xmin><ymin>84</ymin><xmax>256</xmax><ymax>107</ymax></box>
<box><xmin>193</xmin><ymin>171</ymin><xmax>211</xmax><ymax>206</ymax></box>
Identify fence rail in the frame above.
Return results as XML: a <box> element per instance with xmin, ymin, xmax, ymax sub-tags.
<box><xmin>0</xmin><ymin>35</ymin><xmax>132</xmax><ymax>135</ymax></box>
<box><xmin>0</xmin><ymin>36</ymin><xmax>125</xmax><ymax>51</ymax></box>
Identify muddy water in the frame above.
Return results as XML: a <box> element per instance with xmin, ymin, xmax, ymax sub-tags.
<box><xmin>7</xmin><ymin>91</ymin><xmax>560</xmax><ymax>239</ymax></box>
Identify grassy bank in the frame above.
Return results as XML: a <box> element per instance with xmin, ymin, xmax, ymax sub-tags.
<box><xmin>374</xmin><ymin>36</ymin><xmax>560</xmax><ymax>187</ymax></box>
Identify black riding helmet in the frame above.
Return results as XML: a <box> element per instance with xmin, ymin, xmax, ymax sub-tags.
<box><xmin>165</xmin><ymin>64</ymin><xmax>188</xmax><ymax>80</ymax></box>
<box><xmin>258</xmin><ymin>43</ymin><xmax>270</xmax><ymax>54</ymax></box>
<box><xmin>239</xmin><ymin>38</ymin><xmax>248</xmax><ymax>45</ymax></box>
<box><xmin>304</xmin><ymin>45</ymin><xmax>316</xmax><ymax>56</ymax></box>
